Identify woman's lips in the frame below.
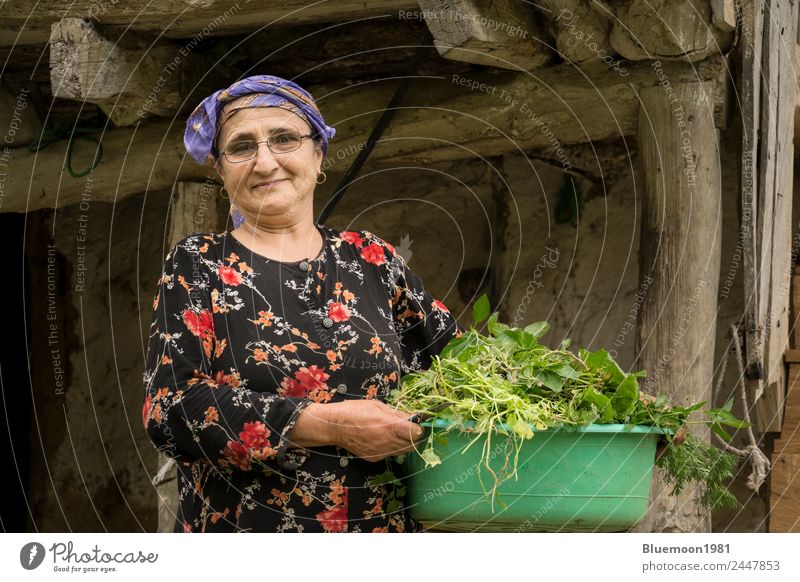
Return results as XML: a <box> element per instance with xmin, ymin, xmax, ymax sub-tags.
<box><xmin>253</xmin><ymin>179</ymin><xmax>287</xmax><ymax>190</ymax></box>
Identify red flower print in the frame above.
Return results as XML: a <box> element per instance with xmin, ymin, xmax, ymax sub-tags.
<box><xmin>280</xmin><ymin>365</ymin><xmax>331</xmax><ymax>400</ymax></box>
<box><xmin>219</xmin><ymin>265</ymin><xmax>243</xmax><ymax>286</ymax></box>
<box><xmin>223</xmin><ymin>440</ymin><xmax>251</xmax><ymax>470</ymax></box>
<box><xmin>360</xmin><ymin>243</ymin><xmax>386</xmax><ymax>266</ymax></box>
<box><xmin>328</xmin><ymin>302</ymin><xmax>350</xmax><ymax>322</ymax></box>
<box><xmin>316</xmin><ymin>487</ymin><xmax>348</xmax><ymax>533</ymax></box>
<box><xmin>219</xmin><ymin>267</ymin><xmax>242</xmax><ymax>287</ymax></box>
<box><xmin>142</xmin><ymin>394</ymin><xmax>152</xmax><ymax>429</ymax></box>
<box><xmin>432</xmin><ymin>299</ymin><xmax>450</xmax><ymax>312</ymax></box>
<box><xmin>294</xmin><ymin>365</ymin><xmax>330</xmax><ymax>391</ymax></box>
<box><xmin>340</xmin><ymin>231</ymin><xmax>364</xmax><ymax>247</ymax></box>
<box><xmin>183</xmin><ymin>309</ymin><xmax>213</xmax><ymax>337</ymax></box>
<box><xmin>240</xmin><ymin>421</ymin><xmax>271</xmax><ymax>449</ymax></box>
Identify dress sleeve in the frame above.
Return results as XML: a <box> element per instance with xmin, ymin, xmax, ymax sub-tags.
<box><xmin>142</xmin><ymin>240</ymin><xmax>314</xmax><ymax>472</ymax></box>
<box><xmin>365</xmin><ymin>231</ymin><xmax>466</xmax><ymax>374</ymax></box>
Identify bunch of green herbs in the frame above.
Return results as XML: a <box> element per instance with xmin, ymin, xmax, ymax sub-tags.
<box><xmin>389</xmin><ymin>295</ymin><xmax>746</xmax><ymax>511</ymax></box>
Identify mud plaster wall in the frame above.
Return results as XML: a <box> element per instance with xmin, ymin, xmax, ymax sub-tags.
<box><xmin>26</xmin><ymin>189</ymin><xmax>172</xmax><ymax>532</ymax></box>
<box><xmin>26</xmin><ymin>131</ymin><xmax>762</xmax><ymax>531</ymax></box>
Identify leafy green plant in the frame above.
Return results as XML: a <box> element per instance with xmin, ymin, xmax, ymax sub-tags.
<box><xmin>389</xmin><ymin>294</ymin><xmax>745</xmax><ymax>512</ymax></box>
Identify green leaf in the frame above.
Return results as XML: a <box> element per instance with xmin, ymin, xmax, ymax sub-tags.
<box><xmin>496</xmin><ymin>329</ymin><xmax>539</xmax><ymax>351</ymax></box>
<box><xmin>555</xmin><ymin>364</ymin><xmax>580</xmax><ymax>381</ymax></box>
<box><xmin>611</xmin><ymin>375</ymin><xmax>638</xmax><ymax>417</ymax></box>
<box><xmin>472</xmin><ymin>294</ymin><xmax>491</xmax><ymax>324</ymax></box>
<box><xmin>581</xmin><ymin>387</ymin><xmax>614</xmax><ymax>423</ymax></box>
<box><xmin>486</xmin><ymin>312</ymin><xmax>509</xmax><ymax>337</ymax></box>
<box><xmin>420</xmin><ymin>447</ymin><xmax>441</xmax><ymax>467</ymax></box>
<box><xmin>710</xmin><ymin>422</ymin><xmax>733</xmax><ymax>442</ymax></box>
<box><xmin>536</xmin><ymin>371</ymin><xmax>565</xmax><ymax>393</ymax></box>
<box><xmin>524</xmin><ymin>321</ymin><xmax>550</xmax><ymax>340</ymax></box>
<box><xmin>583</xmin><ymin>349</ymin><xmax>625</xmax><ymax>385</ymax></box>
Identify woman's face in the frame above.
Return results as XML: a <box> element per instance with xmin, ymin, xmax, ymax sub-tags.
<box><xmin>212</xmin><ymin>107</ymin><xmax>323</xmax><ymax>227</ymax></box>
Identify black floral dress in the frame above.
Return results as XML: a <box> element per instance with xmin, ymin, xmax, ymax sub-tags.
<box><xmin>142</xmin><ymin>224</ymin><xmax>464</xmax><ymax>532</ymax></box>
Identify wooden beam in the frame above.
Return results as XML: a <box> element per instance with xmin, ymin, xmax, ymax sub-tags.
<box><xmin>418</xmin><ymin>0</ymin><xmax>552</xmax><ymax>70</ymax></box>
<box><xmin>49</xmin><ymin>18</ymin><xmax>184</xmax><ymax>126</ymax></box>
<box><xmin>594</xmin><ymin>0</ymin><xmax>734</xmax><ymax>62</ymax></box>
<box><xmin>0</xmin><ymin>57</ymin><xmax>728</xmax><ymax>213</ymax></box>
<box><xmin>631</xmin><ymin>82</ymin><xmax>722</xmax><ymax>533</ymax></box>
<box><xmin>0</xmin><ymin>0</ymin><xmax>418</xmax><ymax>47</ymax></box>
<box><xmin>753</xmin><ymin>0</ymin><xmax>798</xmax><ymax>433</ymax></box>
<box><xmin>535</xmin><ymin>0</ymin><xmax>613</xmax><ymax>65</ymax></box>
<box><xmin>711</xmin><ymin>0</ymin><xmax>737</xmax><ymax>32</ymax></box>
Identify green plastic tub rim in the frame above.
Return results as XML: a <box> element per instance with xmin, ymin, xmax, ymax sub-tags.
<box><xmin>419</xmin><ymin>417</ymin><xmax>673</xmax><ymax>436</ymax></box>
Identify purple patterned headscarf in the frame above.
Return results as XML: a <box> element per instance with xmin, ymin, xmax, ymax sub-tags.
<box><xmin>183</xmin><ymin>74</ymin><xmax>336</xmax><ymax>165</ymax></box>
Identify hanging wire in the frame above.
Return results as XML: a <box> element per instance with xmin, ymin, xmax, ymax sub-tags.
<box><xmin>316</xmin><ymin>29</ymin><xmax>433</xmax><ymax>225</ymax></box>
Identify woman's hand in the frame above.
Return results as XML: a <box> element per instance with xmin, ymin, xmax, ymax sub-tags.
<box><xmin>330</xmin><ymin>400</ymin><xmax>426</xmax><ymax>462</ymax></box>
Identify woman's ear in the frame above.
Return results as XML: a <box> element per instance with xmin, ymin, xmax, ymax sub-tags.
<box><xmin>208</xmin><ymin>154</ymin><xmax>224</xmax><ymax>179</ymax></box>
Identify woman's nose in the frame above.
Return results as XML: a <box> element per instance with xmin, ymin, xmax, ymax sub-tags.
<box><xmin>252</xmin><ymin>142</ymin><xmax>281</xmax><ymax>172</ymax></box>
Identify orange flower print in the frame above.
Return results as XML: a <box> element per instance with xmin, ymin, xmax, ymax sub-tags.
<box><xmin>251</xmin><ymin>310</ymin><xmax>274</xmax><ymax>328</ymax></box>
<box><xmin>368</xmin><ymin>336</ymin><xmax>383</xmax><ymax>355</ymax></box>
<box><xmin>204</xmin><ymin>406</ymin><xmax>219</xmax><ymax>424</ymax></box>
<box><xmin>360</xmin><ymin>243</ymin><xmax>385</xmax><ymax>266</ymax></box>
<box><xmin>142</xmin><ymin>395</ymin><xmax>152</xmax><ymax>429</ymax></box>
<box><xmin>432</xmin><ymin>299</ymin><xmax>450</xmax><ymax>312</ymax></box>
<box><xmin>252</xmin><ymin>348</ymin><xmax>268</xmax><ymax>362</ymax></box>
<box><xmin>340</xmin><ymin>231</ymin><xmax>364</xmax><ymax>247</ymax></box>
<box><xmin>219</xmin><ymin>265</ymin><xmax>243</xmax><ymax>286</ymax></box>
<box><xmin>328</xmin><ymin>302</ymin><xmax>350</xmax><ymax>322</ymax></box>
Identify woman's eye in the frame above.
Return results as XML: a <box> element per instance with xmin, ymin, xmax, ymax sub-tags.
<box><xmin>230</xmin><ymin>142</ymin><xmax>256</xmax><ymax>154</ymax></box>
<box><xmin>274</xmin><ymin>133</ymin><xmax>300</xmax><ymax>144</ymax></box>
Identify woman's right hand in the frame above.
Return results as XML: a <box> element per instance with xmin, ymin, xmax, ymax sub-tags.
<box><xmin>331</xmin><ymin>399</ymin><xmax>426</xmax><ymax>462</ymax></box>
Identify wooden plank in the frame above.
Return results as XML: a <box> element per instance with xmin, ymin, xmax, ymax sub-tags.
<box><xmin>793</xmin><ymin>268</ymin><xmax>800</xmax><ymax>348</ymax></box>
<box><xmin>631</xmin><ymin>82</ymin><xmax>721</xmax><ymax>533</ymax></box>
<box><xmin>740</xmin><ymin>0</ymin><xmax>764</xmax><ymax>387</ymax></box>
<box><xmin>0</xmin><ymin>0</ymin><xmax>418</xmax><ymax>47</ymax></box>
<box><xmin>773</xmin><ymin>364</ymin><xmax>800</xmax><ymax>453</ymax></box>
<box><xmin>0</xmin><ymin>56</ymin><xmax>730</xmax><ymax>214</ymax></box>
<box><xmin>769</xmin><ymin>453</ymin><xmax>800</xmax><ymax>532</ymax></box>
<box><xmin>754</xmin><ymin>0</ymin><xmax>798</xmax><ymax>433</ymax></box>
<box><xmin>418</xmin><ymin>0</ymin><xmax>552</xmax><ymax>70</ymax></box>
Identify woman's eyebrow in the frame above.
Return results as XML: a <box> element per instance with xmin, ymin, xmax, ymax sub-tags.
<box><xmin>227</xmin><ymin>126</ymin><xmax>300</xmax><ymax>142</ymax></box>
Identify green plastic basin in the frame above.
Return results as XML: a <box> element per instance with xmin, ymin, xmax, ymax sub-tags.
<box><xmin>402</xmin><ymin>419</ymin><xmax>669</xmax><ymax>532</ymax></box>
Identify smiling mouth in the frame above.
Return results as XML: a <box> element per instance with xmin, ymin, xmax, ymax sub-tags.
<box><xmin>253</xmin><ymin>179</ymin><xmax>287</xmax><ymax>189</ymax></box>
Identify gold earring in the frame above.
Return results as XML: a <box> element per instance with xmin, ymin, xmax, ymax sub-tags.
<box><xmin>219</xmin><ymin>186</ymin><xmax>229</xmax><ymax>199</ymax></box>
<box><xmin>316</xmin><ymin>171</ymin><xmax>327</xmax><ymax>184</ymax></box>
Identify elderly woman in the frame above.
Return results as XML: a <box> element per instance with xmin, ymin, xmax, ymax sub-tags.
<box><xmin>142</xmin><ymin>75</ymin><xmax>464</xmax><ymax>533</ymax></box>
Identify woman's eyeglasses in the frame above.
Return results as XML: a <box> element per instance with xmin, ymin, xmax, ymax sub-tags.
<box><xmin>221</xmin><ymin>132</ymin><xmax>315</xmax><ymax>163</ymax></box>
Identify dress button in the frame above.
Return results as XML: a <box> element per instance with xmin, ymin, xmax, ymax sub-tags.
<box><xmin>298</xmin><ymin>261</ymin><xmax>310</xmax><ymax>272</ymax></box>
<box><xmin>322</xmin><ymin>317</ymin><xmax>333</xmax><ymax>328</ymax></box>
<box><xmin>337</xmin><ymin>383</ymin><xmax>347</xmax><ymax>394</ymax></box>
<box><xmin>339</xmin><ymin>456</ymin><xmax>350</xmax><ymax>468</ymax></box>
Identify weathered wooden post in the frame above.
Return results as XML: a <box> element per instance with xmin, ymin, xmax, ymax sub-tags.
<box><xmin>632</xmin><ymin>81</ymin><xmax>722</xmax><ymax>532</ymax></box>
<box><xmin>153</xmin><ymin>180</ymin><xmax>225</xmax><ymax>532</ymax></box>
